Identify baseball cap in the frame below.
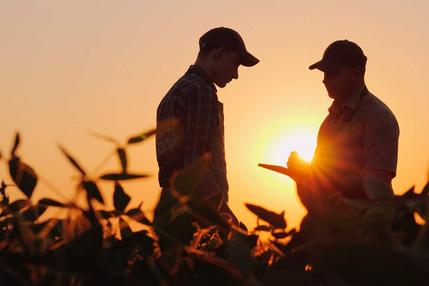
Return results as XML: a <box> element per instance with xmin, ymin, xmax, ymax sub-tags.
<box><xmin>309</xmin><ymin>40</ymin><xmax>367</xmax><ymax>72</ymax></box>
<box><xmin>199</xmin><ymin>27</ymin><xmax>259</xmax><ymax>67</ymax></box>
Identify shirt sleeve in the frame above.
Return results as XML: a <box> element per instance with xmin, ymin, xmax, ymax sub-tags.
<box><xmin>363</xmin><ymin>110</ymin><xmax>399</xmax><ymax>175</ymax></box>
<box><xmin>183</xmin><ymin>85</ymin><xmax>218</xmax><ymax>167</ymax></box>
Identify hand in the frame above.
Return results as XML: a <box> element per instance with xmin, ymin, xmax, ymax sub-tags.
<box><xmin>287</xmin><ymin>152</ymin><xmax>326</xmax><ymax>213</ymax></box>
<box><xmin>287</xmin><ymin>151</ymin><xmax>311</xmax><ymax>182</ymax></box>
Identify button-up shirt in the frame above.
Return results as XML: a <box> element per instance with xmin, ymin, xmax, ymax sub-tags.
<box><xmin>156</xmin><ymin>65</ymin><xmax>228</xmax><ymax>198</ymax></box>
<box><xmin>313</xmin><ymin>86</ymin><xmax>400</xmax><ymax>198</ymax></box>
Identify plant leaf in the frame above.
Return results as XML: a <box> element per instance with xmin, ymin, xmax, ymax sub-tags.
<box><xmin>1</xmin><ymin>180</ymin><xmax>8</xmax><ymax>193</ymax></box>
<box><xmin>420</xmin><ymin>181</ymin><xmax>429</xmax><ymax>196</ymax></box>
<box><xmin>254</xmin><ymin>225</ymin><xmax>272</xmax><ymax>232</ymax></box>
<box><xmin>272</xmin><ymin>229</ymin><xmax>296</xmax><ymax>239</ymax></box>
<box><xmin>171</xmin><ymin>155</ymin><xmax>211</xmax><ymax>196</ymax></box>
<box><xmin>401</xmin><ymin>185</ymin><xmax>415</xmax><ymax>198</ymax></box>
<box><xmin>113</xmin><ymin>182</ymin><xmax>130</xmax><ymax>212</ymax></box>
<box><xmin>39</xmin><ymin>198</ymin><xmax>66</xmax><ymax>208</ymax></box>
<box><xmin>59</xmin><ymin>226</ymin><xmax>103</xmax><ymax>269</ymax></box>
<box><xmin>127</xmin><ymin>128</ymin><xmax>156</xmax><ymax>144</ymax></box>
<box><xmin>245</xmin><ymin>203</ymin><xmax>286</xmax><ymax>229</ymax></box>
<box><xmin>100</xmin><ymin>173</ymin><xmax>149</xmax><ymax>181</ymax></box>
<box><xmin>0</xmin><ymin>184</ymin><xmax>9</xmax><ymax>205</ymax></box>
<box><xmin>119</xmin><ymin>217</ymin><xmax>132</xmax><ymax>239</ymax></box>
<box><xmin>113</xmin><ymin>230</ymin><xmax>154</xmax><ymax>255</ymax></box>
<box><xmin>116</xmin><ymin>148</ymin><xmax>127</xmax><ymax>173</ymax></box>
<box><xmin>89</xmin><ymin>131</ymin><xmax>119</xmax><ymax>145</ymax></box>
<box><xmin>225</xmin><ymin>232</ymin><xmax>255</xmax><ymax>275</ymax></box>
<box><xmin>23</xmin><ymin>204</ymin><xmax>47</xmax><ymax>221</ymax></box>
<box><xmin>82</xmin><ymin>180</ymin><xmax>104</xmax><ymax>204</ymax></box>
<box><xmin>58</xmin><ymin>145</ymin><xmax>86</xmax><ymax>176</ymax></box>
<box><xmin>10</xmin><ymin>132</ymin><xmax>20</xmax><ymax>157</ymax></box>
<box><xmin>126</xmin><ymin>207</ymin><xmax>151</xmax><ymax>225</ymax></box>
<box><xmin>8</xmin><ymin>199</ymin><xmax>31</xmax><ymax>213</ymax></box>
<box><xmin>188</xmin><ymin>197</ymin><xmax>230</xmax><ymax>230</ymax></box>
<box><xmin>8</xmin><ymin>158</ymin><xmax>38</xmax><ymax>198</ymax></box>
<box><xmin>99</xmin><ymin>210</ymin><xmax>114</xmax><ymax>219</ymax></box>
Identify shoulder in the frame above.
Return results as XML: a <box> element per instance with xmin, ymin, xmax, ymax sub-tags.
<box><xmin>361</xmin><ymin>92</ymin><xmax>399</xmax><ymax>134</ymax></box>
<box><xmin>174</xmin><ymin>73</ymin><xmax>216</xmax><ymax>98</ymax></box>
<box><xmin>160</xmin><ymin>72</ymin><xmax>215</xmax><ymax>106</ymax></box>
<box><xmin>363</xmin><ymin>92</ymin><xmax>398</xmax><ymax>124</ymax></box>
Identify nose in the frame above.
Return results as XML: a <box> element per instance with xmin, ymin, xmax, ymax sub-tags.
<box><xmin>323</xmin><ymin>72</ymin><xmax>328</xmax><ymax>84</ymax></box>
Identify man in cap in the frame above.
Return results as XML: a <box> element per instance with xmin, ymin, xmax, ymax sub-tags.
<box><xmin>155</xmin><ymin>27</ymin><xmax>258</xmax><ymax>246</ymax></box>
<box><xmin>287</xmin><ymin>40</ymin><xmax>399</xmax><ymax>211</ymax></box>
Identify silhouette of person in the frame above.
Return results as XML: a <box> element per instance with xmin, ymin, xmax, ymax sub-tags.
<box><xmin>154</xmin><ymin>27</ymin><xmax>258</xmax><ymax>247</ymax></box>
<box><xmin>287</xmin><ymin>40</ymin><xmax>399</xmax><ymax>211</ymax></box>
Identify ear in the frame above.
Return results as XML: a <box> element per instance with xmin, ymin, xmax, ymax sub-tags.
<box><xmin>212</xmin><ymin>47</ymin><xmax>225</xmax><ymax>61</ymax></box>
<box><xmin>351</xmin><ymin>66</ymin><xmax>364</xmax><ymax>81</ymax></box>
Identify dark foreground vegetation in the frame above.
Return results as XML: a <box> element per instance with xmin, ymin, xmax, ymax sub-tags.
<box><xmin>0</xmin><ymin>131</ymin><xmax>428</xmax><ymax>285</ymax></box>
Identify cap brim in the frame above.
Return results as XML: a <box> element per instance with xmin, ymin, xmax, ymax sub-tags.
<box><xmin>240</xmin><ymin>51</ymin><xmax>259</xmax><ymax>67</ymax></box>
<box><xmin>309</xmin><ymin>60</ymin><xmax>323</xmax><ymax>70</ymax></box>
<box><xmin>309</xmin><ymin>60</ymin><xmax>338</xmax><ymax>72</ymax></box>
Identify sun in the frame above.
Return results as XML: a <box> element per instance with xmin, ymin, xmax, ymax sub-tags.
<box><xmin>261</xmin><ymin>126</ymin><xmax>318</xmax><ymax>166</ymax></box>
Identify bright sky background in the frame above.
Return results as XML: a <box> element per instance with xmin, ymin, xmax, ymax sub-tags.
<box><xmin>1</xmin><ymin>1</ymin><xmax>428</xmax><ymax>229</ymax></box>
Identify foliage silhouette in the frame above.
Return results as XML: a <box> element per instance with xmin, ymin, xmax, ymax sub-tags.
<box><xmin>0</xmin><ymin>131</ymin><xmax>428</xmax><ymax>285</ymax></box>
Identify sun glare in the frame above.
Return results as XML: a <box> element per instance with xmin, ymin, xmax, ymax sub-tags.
<box><xmin>261</xmin><ymin>126</ymin><xmax>318</xmax><ymax>166</ymax></box>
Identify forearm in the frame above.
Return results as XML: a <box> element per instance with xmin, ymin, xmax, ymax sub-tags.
<box><xmin>324</xmin><ymin>167</ymin><xmax>394</xmax><ymax>200</ymax></box>
<box><xmin>290</xmin><ymin>159</ymin><xmax>394</xmax><ymax>201</ymax></box>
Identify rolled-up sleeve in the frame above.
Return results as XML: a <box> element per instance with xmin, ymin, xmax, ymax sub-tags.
<box><xmin>363</xmin><ymin>110</ymin><xmax>399</xmax><ymax>175</ymax></box>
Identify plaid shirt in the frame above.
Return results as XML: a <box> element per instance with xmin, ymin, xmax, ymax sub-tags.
<box><xmin>156</xmin><ymin>65</ymin><xmax>221</xmax><ymax>188</ymax></box>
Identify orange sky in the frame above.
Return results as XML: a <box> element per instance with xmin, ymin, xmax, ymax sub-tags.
<box><xmin>1</xmin><ymin>1</ymin><xmax>428</xmax><ymax>229</ymax></box>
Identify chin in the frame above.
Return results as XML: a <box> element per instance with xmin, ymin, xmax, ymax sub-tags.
<box><xmin>215</xmin><ymin>82</ymin><xmax>227</xmax><ymax>88</ymax></box>
<box><xmin>326</xmin><ymin>90</ymin><xmax>336</xmax><ymax>99</ymax></box>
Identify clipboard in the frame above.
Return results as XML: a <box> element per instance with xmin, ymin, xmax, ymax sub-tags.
<box><xmin>258</xmin><ymin>163</ymin><xmax>293</xmax><ymax>178</ymax></box>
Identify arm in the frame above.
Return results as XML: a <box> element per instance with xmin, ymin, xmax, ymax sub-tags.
<box><xmin>183</xmin><ymin>85</ymin><xmax>218</xmax><ymax>165</ymax></box>
<box><xmin>358</xmin><ymin>109</ymin><xmax>399</xmax><ymax>199</ymax></box>
<box><xmin>312</xmin><ymin>109</ymin><xmax>398</xmax><ymax>200</ymax></box>
<box><xmin>183</xmin><ymin>86</ymin><xmax>222</xmax><ymax>203</ymax></box>
<box><xmin>362</xmin><ymin>110</ymin><xmax>399</xmax><ymax>183</ymax></box>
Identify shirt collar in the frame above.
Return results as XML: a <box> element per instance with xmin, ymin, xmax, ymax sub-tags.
<box><xmin>328</xmin><ymin>86</ymin><xmax>366</xmax><ymax>115</ymax></box>
<box><xmin>186</xmin><ymin>65</ymin><xmax>217</xmax><ymax>92</ymax></box>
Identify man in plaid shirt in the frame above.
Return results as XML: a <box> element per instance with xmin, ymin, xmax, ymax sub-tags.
<box><xmin>155</xmin><ymin>27</ymin><xmax>258</xmax><ymax>238</ymax></box>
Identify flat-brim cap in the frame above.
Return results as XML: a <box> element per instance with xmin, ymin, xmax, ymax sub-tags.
<box><xmin>199</xmin><ymin>27</ymin><xmax>259</xmax><ymax>67</ymax></box>
<box><xmin>309</xmin><ymin>40</ymin><xmax>367</xmax><ymax>72</ymax></box>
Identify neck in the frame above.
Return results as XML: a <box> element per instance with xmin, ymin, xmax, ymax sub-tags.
<box><xmin>194</xmin><ymin>58</ymin><xmax>214</xmax><ymax>82</ymax></box>
<box><xmin>336</xmin><ymin>82</ymin><xmax>365</xmax><ymax>104</ymax></box>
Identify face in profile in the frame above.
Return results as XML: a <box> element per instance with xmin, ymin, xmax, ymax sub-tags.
<box><xmin>322</xmin><ymin>66</ymin><xmax>362</xmax><ymax>100</ymax></box>
<box><xmin>211</xmin><ymin>48</ymin><xmax>240</xmax><ymax>88</ymax></box>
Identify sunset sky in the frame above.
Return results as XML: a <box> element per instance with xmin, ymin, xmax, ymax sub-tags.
<box><xmin>1</xmin><ymin>1</ymin><xmax>428</xmax><ymax>229</ymax></box>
